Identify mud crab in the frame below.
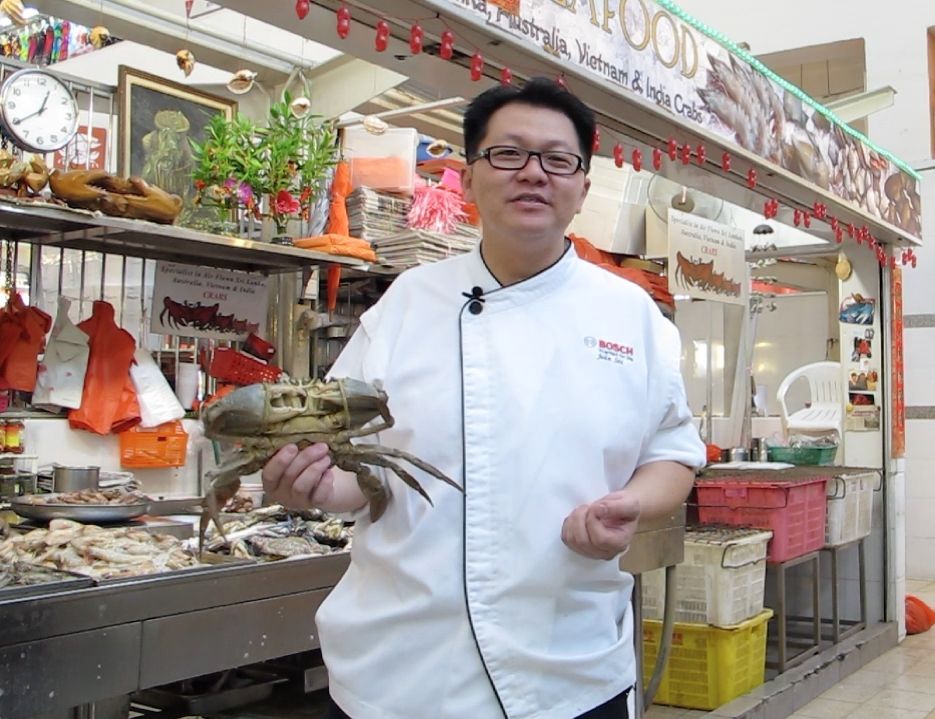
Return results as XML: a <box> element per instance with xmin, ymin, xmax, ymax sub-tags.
<box><xmin>199</xmin><ymin>377</ymin><xmax>462</xmax><ymax>551</ymax></box>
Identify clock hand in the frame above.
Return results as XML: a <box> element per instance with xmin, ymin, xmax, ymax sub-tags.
<box><xmin>11</xmin><ymin>91</ymin><xmax>51</xmax><ymax>125</ymax></box>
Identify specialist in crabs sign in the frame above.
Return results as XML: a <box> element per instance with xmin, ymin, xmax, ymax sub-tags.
<box><xmin>0</xmin><ymin>68</ymin><xmax>79</xmax><ymax>153</ymax></box>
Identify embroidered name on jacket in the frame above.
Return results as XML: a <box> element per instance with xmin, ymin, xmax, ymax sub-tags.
<box><xmin>584</xmin><ymin>336</ymin><xmax>635</xmax><ymax>363</ymax></box>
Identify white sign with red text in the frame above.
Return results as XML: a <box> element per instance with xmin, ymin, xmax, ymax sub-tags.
<box><xmin>667</xmin><ymin>208</ymin><xmax>747</xmax><ymax>306</ymax></box>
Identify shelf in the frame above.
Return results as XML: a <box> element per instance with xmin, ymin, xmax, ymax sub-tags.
<box><xmin>0</xmin><ymin>199</ymin><xmax>389</xmax><ymax>275</ymax></box>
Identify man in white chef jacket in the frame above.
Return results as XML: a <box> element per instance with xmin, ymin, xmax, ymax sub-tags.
<box><xmin>262</xmin><ymin>77</ymin><xmax>706</xmax><ymax>719</ymax></box>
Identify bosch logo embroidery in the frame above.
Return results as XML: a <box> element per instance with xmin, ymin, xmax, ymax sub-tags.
<box><xmin>585</xmin><ymin>336</ymin><xmax>635</xmax><ymax>364</ymax></box>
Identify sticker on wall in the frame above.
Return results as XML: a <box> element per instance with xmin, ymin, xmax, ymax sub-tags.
<box><xmin>839</xmin><ymin>293</ymin><xmax>876</xmax><ymax>325</ymax></box>
<box><xmin>851</xmin><ymin>335</ymin><xmax>874</xmax><ymax>362</ymax></box>
<box><xmin>848</xmin><ymin>368</ymin><xmax>879</xmax><ymax>392</ymax></box>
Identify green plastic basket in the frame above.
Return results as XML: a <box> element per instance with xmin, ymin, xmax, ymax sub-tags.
<box><xmin>767</xmin><ymin>445</ymin><xmax>837</xmax><ymax>466</ymax></box>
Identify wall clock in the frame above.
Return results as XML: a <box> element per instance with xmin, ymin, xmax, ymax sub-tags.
<box><xmin>0</xmin><ymin>68</ymin><xmax>79</xmax><ymax>153</ymax></box>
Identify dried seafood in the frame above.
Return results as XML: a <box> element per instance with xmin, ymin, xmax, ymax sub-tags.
<box><xmin>222</xmin><ymin>492</ymin><xmax>255</xmax><ymax>513</ymax></box>
<box><xmin>0</xmin><ymin>519</ymin><xmax>200</xmax><ymax>579</ymax></box>
<box><xmin>25</xmin><ymin>489</ymin><xmax>150</xmax><ymax>506</ymax></box>
<box><xmin>0</xmin><ymin>562</ymin><xmax>80</xmax><ymax>588</ymax></box>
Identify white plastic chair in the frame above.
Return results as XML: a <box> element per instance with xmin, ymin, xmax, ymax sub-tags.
<box><xmin>776</xmin><ymin>361</ymin><xmax>843</xmax><ymax>438</ymax></box>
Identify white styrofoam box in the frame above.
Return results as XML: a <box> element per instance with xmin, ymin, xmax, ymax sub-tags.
<box><xmin>342</xmin><ymin>125</ymin><xmax>418</xmax><ymax>196</ymax></box>
<box><xmin>642</xmin><ymin>527</ymin><xmax>773</xmax><ymax>627</ymax></box>
<box><xmin>825</xmin><ymin>471</ymin><xmax>877</xmax><ymax>546</ymax></box>
<box><xmin>568</xmin><ymin>157</ymin><xmax>647</xmax><ymax>254</ymax></box>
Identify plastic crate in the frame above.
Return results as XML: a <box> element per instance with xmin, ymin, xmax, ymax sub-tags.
<box><xmin>767</xmin><ymin>445</ymin><xmax>837</xmax><ymax>465</ymax></box>
<box><xmin>119</xmin><ymin>421</ymin><xmax>188</xmax><ymax>468</ymax></box>
<box><xmin>826</xmin><ymin>471</ymin><xmax>877</xmax><ymax>546</ymax></box>
<box><xmin>209</xmin><ymin>348</ymin><xmax>282</xmax><ymax>385</ymax></box>
<box><xmin>643</xmin><ymin>527</ymin><xmax>772</xmax><ymax>627</ymax></box>
<box><xmin>642</xmin><ymin>609</ymin><xmax>772</xmax><ymax>710</ymax></box>
<box><xmin>694</xmin><ymin>477</ymin><xmax>828</xmax><ymax>562</ymax></box>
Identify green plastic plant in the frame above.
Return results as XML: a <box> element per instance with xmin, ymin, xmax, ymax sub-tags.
<box><xmin>190</xmin><ymin>112</ymin><xmax>261</xmax><ymax>225</ymax></box>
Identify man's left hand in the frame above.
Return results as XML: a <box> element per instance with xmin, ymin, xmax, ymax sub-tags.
<box><xmin>561</xmin><ymin>492</ymin><xmax>641</xmax><ymax>560</ymax></box>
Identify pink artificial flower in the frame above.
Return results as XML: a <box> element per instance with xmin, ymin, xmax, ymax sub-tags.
<box><xmin>274</xmin><ymin>189</ymin><xmax>300</xmax><ymax>216</ymax></box>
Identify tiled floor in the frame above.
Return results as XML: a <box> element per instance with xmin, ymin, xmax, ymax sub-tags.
<box><xmin>646</xmin><ymin>580</ymin><xmax>935</xmax><ymax>719</ymax></box>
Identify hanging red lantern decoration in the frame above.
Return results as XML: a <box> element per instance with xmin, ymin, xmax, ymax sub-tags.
<box><xmin>591</xmin><ymin>127</ymin><xmax>601</xmax><ymax>153</ymax></box>
<box><xmin>721</xmin><ymin>152</ymin><xmax>731</xmax><ymax>172</ymax></box>
<box><xmin>652</xmin><ymin>147</ymin><xmax>663</xmax><ymax>171</ymax></box>
<box><xmin>680</xmin><ymin>144</ymin><xmax>691</xmax><ymax>165</ymax></box>
<box><xmin>912</xmin><ymin>255</ymin><xmax>918</xmax><ymax>268</ymax></box>
<box><xmin>763</xmin><ymin>200</ymin><xmax>772</xmax><ymax>219</ymax></box>
<box><xmin>835</xmin><ymin>227</ymin><xmax>844</xmax><ymax>243</ymax></box>
<box><xmin>747</xmin><ymin>168</ymin><xmax>757</xmax><ymax>189</ymax></box>
<box><xmin>813</xmin><ymin>201</ymin><xmax>827</xmax><ymax>220</ymax></box>
<box><xmin>803</xmin><ymin>213</ymin><xmax>811</xmax><ymax>229</ymax></box>
<box><xmin>631</xmin><ymin>148</ymin><xmax>643</xmax><ymax>172</ymax></box>
<box><xmin>336</xmin><ymin>5</ymin><xmax>351</xmax><ymax>38</ymax></box>
<box><xmin>666</xmin><ymin>137</ymin><xmax>678</xmax><ymax>161</ymax></box>
<box><xmin>375</xmin><ymin>19</ymin><xmax>390</xmax><ymax>52</ymax></box>
<box><xmin>295</xmin><ymin>0</ymin><xmax>310</xmax><ymax>20</ymax></box>
<box><xmin>500</xmin><ymin>67</ymin><xmax>513</xmax><ymax>85</ymax></box>
<box><xmin>793</xmin><ymin>209</ymin><xmax>802</xmax><ymax>226</ymax></box>
<box><xmin>830</xmin><ymin>217</ymin><xmax>839</xmax><ymax>232</ymax></box>
<box><xmin>409</xmin><ymin>23</ymin><xmax>424</xmax><ymax>54</ymax></box>
<box><xmin>613</xmin><ymin>143</ymin><xmax>625</xmax><ymax>168</ymax></box>
<box><xmin>470</xmin><ymin>52</ymin><xmax>484</xmax><ymax>81</ymax></box>
<box><xmin>696</xmin><ymin>144</ymin><xmax>706</xmax><ymax>165</ymax></box>
<box><xmin>440</xmin><ymin>29</ymin><xmax>455</xmax><ymax>60</ymax></box>
<box><xmin>847</xmin><ymin>223</ymin><xmax>855</xmax><ymax>238</ymax></box>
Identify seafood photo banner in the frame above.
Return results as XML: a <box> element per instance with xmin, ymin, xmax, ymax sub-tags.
<box><xmin>151</xmin><ymin>261</ymin><xmax>269</xmax><ymax>341</ymax></box>
<box><xmin>667</xmin><ymin>208</ymin><xmax>747</xmax><ymax>306</ymax></box>
<box><xmin>446</xmin><ymin>0</ymin><xmax>921</xmax><ymax>238</ymax></box>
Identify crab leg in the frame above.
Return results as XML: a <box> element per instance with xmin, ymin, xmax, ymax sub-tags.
<box><xmin>339</xmin><ymin>453</ymin><xmax>434</xmax><ymax>513</ymax></box>
<box><xmin>360</xmin><ymin>446</ymin><xmax>463</xmax><ymax>493</ymax></box>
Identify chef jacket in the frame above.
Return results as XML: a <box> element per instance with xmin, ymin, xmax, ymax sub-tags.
<box><xmin>33</xmin><ymin>297</ymin><xmax>90</xmax><ymax>410</ymax></box>
<box><xmin>316</xmin><ymin>243</ymin><xmax>705</xmax><ymax>719</ymax></box>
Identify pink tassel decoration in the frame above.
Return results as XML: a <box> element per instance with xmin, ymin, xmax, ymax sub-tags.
<box><xmin>408</xmin><ymin>170</ymin><xmax>467</xmax><ymax>234</ymax></box>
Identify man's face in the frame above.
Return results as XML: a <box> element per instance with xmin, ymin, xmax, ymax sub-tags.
<box><xmin>462</xmin><ymin>103</ymin><xmax>590</xmax><ymax>244</ymax></box>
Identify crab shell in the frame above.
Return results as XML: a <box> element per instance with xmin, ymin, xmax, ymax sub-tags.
<box><xmin>227</xmin><ymin>70</ymin><xmax>257</xmax><ymax>95</ymax></box>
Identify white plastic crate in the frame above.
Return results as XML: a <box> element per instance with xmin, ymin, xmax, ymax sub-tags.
<box><xmin>825</xmin><ymin>471</ymin><xmax>877</xmax><ymax>547</ymax></box>
<box><xmin>642</xmin><ymin>527</ymin><xmax>772</xmax><ymax>628</ymax></box>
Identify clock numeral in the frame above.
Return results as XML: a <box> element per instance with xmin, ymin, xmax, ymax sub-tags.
<box><xmin>61</xmin><ymin>97</ymin><xmax>68</xmax><ymax>105</ymax></box>
<box><xmin>38</xmin><ymin>78</ymin><xmax>46</xmax><ymax>86</ymax></box>
<box><xmin>6</xmin><ymin>101</ymin><xmax>14</xmax><ymax>110</ymax></box>
<box><xmin>60</xmin><ymin>126</ymin><xmax>68</xmax><ymax>133</ymax></box>
<box><xmin>65</xmin><ymin>113</ymin><xmax>73</xmax><ymax>121</ymax></box>
<box><xmin>50</xmin><ymin>134</ymin><xmax>58</xmax><ymax>143</ymax></box>
<box><xmin>36</xmin><ymin>137</ymin><xmax>44</xmax><ymax>145</ymax></box>
<box><xmin>22</xmin><ymin>129</ymin><xmax>28</xmax><ymax>138</ymax></box>
<box><xmin>12</xmin><ymin>88</ymin><xmax>20</xmax><ymax>96</ymax></box>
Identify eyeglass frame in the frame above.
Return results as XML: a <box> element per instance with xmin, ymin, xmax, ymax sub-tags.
<box><xmin>467</xmin><ymin>145</ymin><xmax>589</xmax><ymax>176</ymax></box>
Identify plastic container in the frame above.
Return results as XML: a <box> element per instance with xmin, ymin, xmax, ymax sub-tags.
<box><xmin>642</xmin><ymin>609</ymin><xmax>772</xmax><ymax>710</ymax></box>
<box><xmin>343</xmin><ymin>125</ymin><xmax>418</xmax><ymax>196</ymax></box>
<box><xmin>642</xmin><ymin>527</ymin><xmax>772</xmax><ymax>627</ymax></box>
<box><xmin>767</xmin><ymin>444</ymin><xmax>837</xmax><ymax>465</ymax></box>
<box><xmin>209</xmin><ymin>348</ymin><xmax>282</xmax><ymax>385</ymax></box>
<box><xmin>119</xmin><ymin>421</ymin><xmax>188</xmax><ymax>469</ymax></box>
<box><xmin>694</xmin><ymin>476</ymin><xmax>828</xmax><ymax>562</ymax></box>
<box><xmin>825</xmin><ymin>471</ymin><xmax>877</xmax><ymax>546</ymax></box>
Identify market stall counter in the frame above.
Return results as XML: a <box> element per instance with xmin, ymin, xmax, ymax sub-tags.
<box><xmin>0</xmin><ymin>549</ymin><xmax>349</xmax><ymax>717</ymax></box>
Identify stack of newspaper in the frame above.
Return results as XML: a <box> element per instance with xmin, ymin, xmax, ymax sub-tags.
<box><xmin>346</xmin><ymin>187</ymin><xmax>412</xmax><ymax>243</ymax></box>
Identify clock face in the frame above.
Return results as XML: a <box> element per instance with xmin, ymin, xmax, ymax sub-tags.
<box><xmin>0</xmin><ymin>69</ymin><xmax>79</xmax><ymax>153</ymax></box>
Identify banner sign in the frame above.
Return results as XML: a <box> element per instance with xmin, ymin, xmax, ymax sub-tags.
<box><xmin>667</xmin><ymin>208</ymin><xmax>747</xmax><ymax>306</ymax></box>
<box><xmin>151</xmin><ymin>261</ymin><xmax>269</xmax><ymax>341</ymax></box>
<box><xmin>446</xmin><ymin>0</ymin><xmax>921</xmax><ymax>238</ymax></box>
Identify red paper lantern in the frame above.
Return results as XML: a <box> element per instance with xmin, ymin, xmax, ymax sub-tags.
<box><xmin>375</xmin><ymin>19</ymin><xmax>390</xmax><ymax>52</ymax></box>
<box><xmin>763</xmin><ymin>200</ymin><xmax>772</xmax><ymax>219</ymax></box>
<box><xmin>830</xmin><ymin>217</ymin><xmax>839</xmax><ymax>232</ymax></box>
<box><xmin>470</xmin><ymin>52</ymin><xmax>484</xmax><ymax>81</ymax></box>
<box><xmin>803</xmin><ymin>213</ymin><xmax>811</xmax><ymax>229</ymax></box>
<box><xmin>680</xmin><ymin>144</ymin><xmax>691</xmax><ymax>165</ymax></box>
<box><xmin>747</xmin><ymin>168</ymin><xmax>757</xmax><ymax>189</ymax></box>
<box><xmin>721</xmin><ymin>152</ymin><xmax>731</xmax><ymax>172</ymax></box>
<box><xmin>591</xmin><ymin>127</ymin><xmax>601</xmax><ymax>153</ymax></box>
<box><xmin>440</xmin><ymin>29</ymin><xmax>454</xmax><ymax>60</ymax></box>
<box><xmin>696</xmin><ymin>144</ymin><xmax>706</xmax><ymax>165</ymax></box>
<box><xmin>793</xmin><ymin>209</ymin><xmax>802</xmax><ymax>226</ymax></box>
<box><xmin>652</xmin><ymin>147</ymin><xmax>663</xmax><ymax>171</ymax></box>
<box><xmin>847</xmin><ymin>223</ymin><xmax>855</xmax><ymax>238</ymax></box>
<box><xmin>613</xmin><ymin>143</ymin><xmax>625</xmax><ymax>168</ymax></box>
<box><xmin>500</xmin><ymin>67</ymin><xmax>512</xmax><ymax>85</ymax></box>
<box><xmin>295</xmin><ymin>0</ymin><xmax>309</xmax><ymax>20</ymax></box>
<box><xmin>409</xmin><ymin>23</ymin><xmax>424</xmax><ymax>54</ymax></box>
<box><xmin>631</xmin><ymin>148</ymin><xmax>643</xmax><ymax>172</ymax></box>
<box><xmin>912</xmin><ymin>256</ymin><xmax>918</xmax><ymax>268</ymax></box>
<box><xmin>336</xmin><ymin>5</ymin><xmax>351</xmax><ymax>38</ymax></box>
<box><xmin>667</xmin><ymin>137</ymin><xmax>678</xmax><ymax>161</ymax></box>
<box><xmin>835</xmin><ymin>228</ymin><xmax>843</xmax><ymax>243</ymax></box>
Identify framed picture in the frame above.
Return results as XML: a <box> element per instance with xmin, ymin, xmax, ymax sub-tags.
<box><xmin>117</xmin><ymin>66</ymin><xmax>237</xmax><ymax>225</ymax></box>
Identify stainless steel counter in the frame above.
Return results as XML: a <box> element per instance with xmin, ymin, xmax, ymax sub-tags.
<box><xmin>0</xmin><ymin>553</ymin><xmax>350</xmax><ymax>717</ymax></box>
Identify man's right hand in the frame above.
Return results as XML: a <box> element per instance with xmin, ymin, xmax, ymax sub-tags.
<box><xmin>261</xmin><ymin>443</ymin><xmax>337</xmax><ymax>510</ymax></box>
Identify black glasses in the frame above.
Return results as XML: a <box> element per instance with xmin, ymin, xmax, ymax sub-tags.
<box><xmin>469</xmin><ymin>145</ymin><xmax>587</xmax><ymax>176</ymax></box>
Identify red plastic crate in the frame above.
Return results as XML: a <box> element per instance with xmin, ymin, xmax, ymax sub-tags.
<box><xmin>209</xmin><ymin>348</ymin><xmax>282</xmax><ymax>385</ymax></box>
<box><xmin>694</xmin><ymin>477</ymin><xmax>827</xmax><ymax>562</ymax></box>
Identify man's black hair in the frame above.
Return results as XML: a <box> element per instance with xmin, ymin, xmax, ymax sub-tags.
<box><xmin>462</xmin><ymin>77</ymin><xmax>596</xmax><ymax>169</ymax></box>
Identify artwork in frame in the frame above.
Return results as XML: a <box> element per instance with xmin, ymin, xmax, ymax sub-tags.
<box><xmin>117</xmin><ymin>66</ymin><xmax>237</xmax><ymax>227</ymax></box>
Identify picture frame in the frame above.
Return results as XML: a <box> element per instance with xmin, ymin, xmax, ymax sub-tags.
<box><xmin>117</xmin><ymin>66</ymin><xmax>237</xmax><ymax>225</ymax></box>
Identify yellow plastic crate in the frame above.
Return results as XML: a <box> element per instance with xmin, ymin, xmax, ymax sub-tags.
<box><xmin>642</xmin><ymin>609</ymin><xmax>772</xmax><ymax>710</ymax></box>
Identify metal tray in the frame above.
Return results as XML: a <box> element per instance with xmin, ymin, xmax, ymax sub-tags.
<box><xmin>132</xmin><ymin>667</ymin><xmax>287</xmax><ymax>713</ymax></box>
<box><xmin>0</xmin><ymin>562</ymin><xmax>95</xmax><ymax>601</ymax></box>
<box><xmin>11</xmin><ymin>496</ymin><xmax>151</xmax><ymax>523</ymax></box>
